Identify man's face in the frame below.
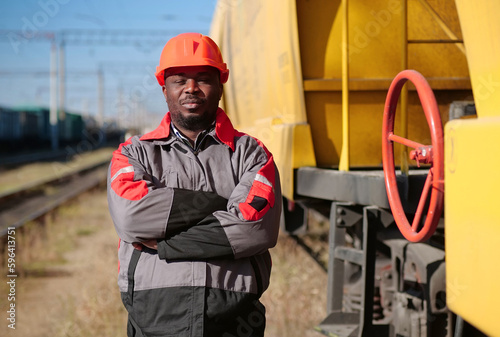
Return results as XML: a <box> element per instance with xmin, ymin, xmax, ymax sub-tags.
<box><xmin>163</xmin><ymin>65</ymin><xmax>223</xmax><ymax>133</ymax></box>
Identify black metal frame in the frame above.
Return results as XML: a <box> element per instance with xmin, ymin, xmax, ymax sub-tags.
<box><xmin>317</xmin><ymin>202</ymin><xmax>389</xmax><ymax>337</ymax></box>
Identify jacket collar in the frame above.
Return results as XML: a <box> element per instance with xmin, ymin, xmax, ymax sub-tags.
<box><xmin>140</xmin><ymin>108</ymin><xmax>236</xmax><ymax>151</ymax></box>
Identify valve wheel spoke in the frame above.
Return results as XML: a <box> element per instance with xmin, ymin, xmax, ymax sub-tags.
<box><xmin>411</xmin><ymin>168</ymin><xmax>433</xmax><ymax>232</ymax></box>
<box><xmin>388</xmin><ymin>132</ymin><xmax>426</xmax><ymax>150</ymax></box>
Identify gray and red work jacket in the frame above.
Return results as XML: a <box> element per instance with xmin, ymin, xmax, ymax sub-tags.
<box><xmin>107</xmin><ymin>108</ymin><xmax>282</xmax><ymax>336</ymax></box>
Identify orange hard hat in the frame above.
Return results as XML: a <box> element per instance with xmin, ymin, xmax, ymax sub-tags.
<box><xmin>155</xmin><ymin>32</ymin><xmax>229</xmax><ymax>86</ymax></box>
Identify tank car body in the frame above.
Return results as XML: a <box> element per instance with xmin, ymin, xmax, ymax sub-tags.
<box><xmin>211</xmin><ymin>0</ymin><xmax>499</xmax><ymax>336</ymax></box>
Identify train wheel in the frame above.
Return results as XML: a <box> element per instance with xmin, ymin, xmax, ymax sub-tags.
<box><xmin>382</xmin><ymin>70</ymin><xmax>444</xmax><ymax>242</ymax></box>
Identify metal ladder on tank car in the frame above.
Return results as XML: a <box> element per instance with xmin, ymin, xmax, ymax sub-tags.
<box><xmin>316</xmin><ymin>202</ymin><xmax>390</xmax><ymax>337</ymax></box>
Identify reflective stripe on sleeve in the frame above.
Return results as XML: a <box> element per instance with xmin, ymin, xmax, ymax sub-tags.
<box><xmin>111</xmin><ymin>165</ymin><xmax>134</xmax><ymax>183</ymax></box>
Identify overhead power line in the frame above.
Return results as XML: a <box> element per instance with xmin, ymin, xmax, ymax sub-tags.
<box><xmin>60</xmin><ymin>29</ymin><xmax>186</xmax><ymax>45</ymax></box>
<box><xmin>1</xmin><ymin>29</ymin><xmax>192</xmax><ymax>45</ymax></box>
<box><xmin>0</xmin><ymin>70</ymin><xmax>97</xmax><ymax>76</ymax></box>
<box><xmin>0</xmin><ymin>30</ymin><xmax>55</xmax><ymax>41</ymax></box>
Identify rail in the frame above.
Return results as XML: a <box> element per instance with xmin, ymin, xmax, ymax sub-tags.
<box><xmin>0</xmin><ymin>159</ymin><xmax>110</xmax><ymax>236</ymax></box>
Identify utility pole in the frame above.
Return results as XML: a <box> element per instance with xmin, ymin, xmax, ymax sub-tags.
<box><xmin>97</xmin><ymin>66</ymin><xmax>106</xmax><ymax>144</ymax></box>
<box><xmin>117</xmin><ymin>86</ymin><xmax>124</xmax><ymax>130</ymax></box>
<box><xmin>97</xmin><ymin>66</ymin><xmax>104</xmax><ymax>126</ymax></box>
<box><xmin>58</xmin><ymin>40</ymin><xmax>66</xmax><ymax>121</ymax></box>
<box><xmin>49</xmin><ymin>41</ymin><xmax>59</xmax><ymax>150</ymax></box>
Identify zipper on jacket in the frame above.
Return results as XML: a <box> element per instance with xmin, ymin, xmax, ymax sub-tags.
<box><xmin>173</xmin><ymin>143</ymin><xmax>188</xmax><ymax>154</ymax></box>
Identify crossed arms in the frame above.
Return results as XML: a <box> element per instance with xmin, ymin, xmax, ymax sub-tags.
<box><xmin>107</xmin><ymin>139</ymin><xmax>281</xmax><ymax>261</ymax></box>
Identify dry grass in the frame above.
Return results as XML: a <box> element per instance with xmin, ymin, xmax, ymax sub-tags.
<box><xmin>0</xmin><ymin>188</ymin><xmax>327</xmax><ymax>337</ymax></box>
<box><xmin>262</xmin><ymin>234</ymin><xmax>327</xmax><ymax>337</ymax></box>
<box><xmin>0</xmin><ymin>187</ymin><xmax>127</xmax><ymax>337</ymax></box>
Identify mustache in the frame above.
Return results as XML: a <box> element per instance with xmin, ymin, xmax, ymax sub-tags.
<box><xmin>180</xmin><ymin>96</ymin><xmax>206</xmax><ymax>104</ymax></box>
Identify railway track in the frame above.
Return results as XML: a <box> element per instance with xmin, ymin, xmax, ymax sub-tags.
<box><xmin>0</xmin><ymin>159</ymin><xmax>110</xmax><ymax>236</ymax></box>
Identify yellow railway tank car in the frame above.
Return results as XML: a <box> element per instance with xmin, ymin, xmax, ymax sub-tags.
<box><xmin>211</xmin><ymin>0</ymin><xmax>499</xmax><ymax>336</ymax></box>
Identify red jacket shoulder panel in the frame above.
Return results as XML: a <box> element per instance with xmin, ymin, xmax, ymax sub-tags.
<box><xmin>140</xmin><ymin>113</ymin><xmax>172</xmax><ymax>140</ymax></box>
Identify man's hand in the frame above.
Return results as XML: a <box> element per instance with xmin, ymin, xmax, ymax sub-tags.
<box><xmin>132</xmin><ymin>239</ymin><xmax>158</xmax><ymax>251</ymax></box>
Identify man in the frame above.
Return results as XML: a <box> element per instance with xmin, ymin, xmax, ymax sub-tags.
<box><xmin>107</xmin><ymin>32</ymin><xmax>282</xmax><ymax>337</ymax></box>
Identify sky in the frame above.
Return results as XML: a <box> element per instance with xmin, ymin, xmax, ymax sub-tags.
<box><xmin>0</xmin><ymin>0</ymin><xmax>220</xmax><ymax>130</ymax></box>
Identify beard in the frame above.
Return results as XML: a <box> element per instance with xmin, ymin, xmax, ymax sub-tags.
<box><xmin>169</xmin><ymin>94</ymin><xmax>219</xmax><ymax>132</ymax></box>
<box><xmin>174</xmin><ymin>111</ymin><xmax>215</xmax><ymax>132</ymax></box>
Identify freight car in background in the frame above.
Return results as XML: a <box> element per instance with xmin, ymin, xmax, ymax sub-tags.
<box><xmin>0</xmin><ymin>106</ymin><xmax>82</xmax><ymax>153</ymax></box>
<box><xmin>0</xmin><ymin>106</ymin><xmax>123</xmax><ymax>155</ymax></box>
<box><xmin>211</xmin><ymin>1</ymin><xmax>499</xmax><ymax>336</ymax></box>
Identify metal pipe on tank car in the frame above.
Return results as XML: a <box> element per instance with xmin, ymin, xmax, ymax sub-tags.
<box><xmin>339</xmin><ymin>0</ymin><xmax>350</xmax><ymax>171</ymax></box>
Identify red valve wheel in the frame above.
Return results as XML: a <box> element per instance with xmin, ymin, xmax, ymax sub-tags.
<box><xmin>382</xmin><ymin>70</ymin><xmax>444</xmax><ymax>242</ymax></box>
